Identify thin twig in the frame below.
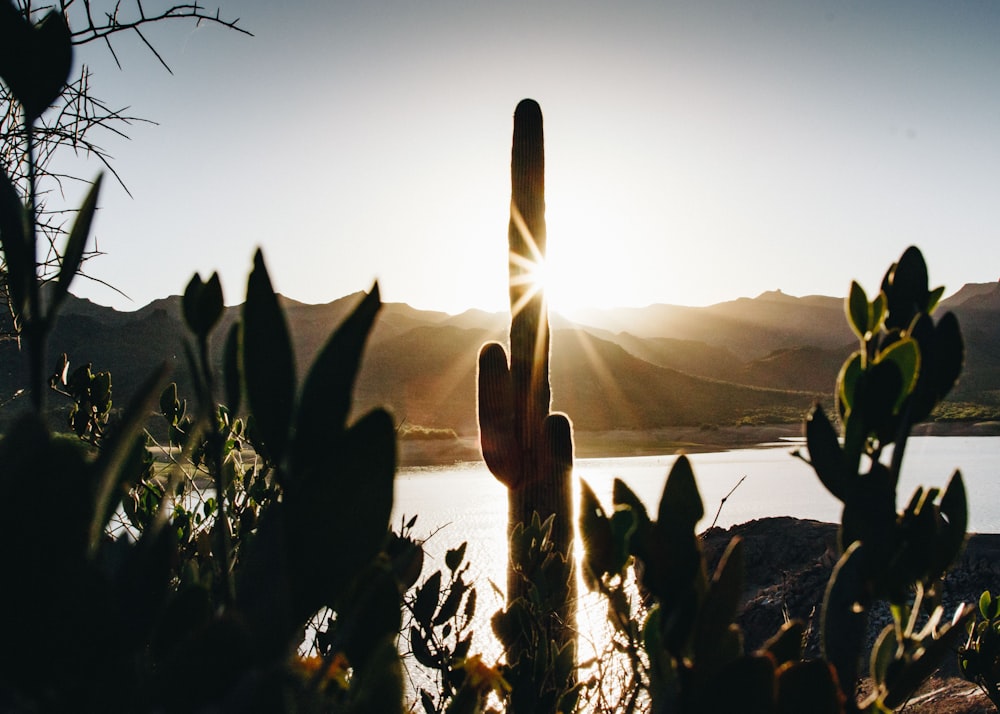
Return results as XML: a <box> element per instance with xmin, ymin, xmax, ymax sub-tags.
<box><xmin>709</xmin><ymin>474</ymin><xmax>747</xmax><ymax>530</ymax></box>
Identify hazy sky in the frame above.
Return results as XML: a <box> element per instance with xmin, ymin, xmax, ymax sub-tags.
<box><xmin>54</xmin><ymin>0</ymin><xmax>1000</xmax><ymax>316</ymax></box>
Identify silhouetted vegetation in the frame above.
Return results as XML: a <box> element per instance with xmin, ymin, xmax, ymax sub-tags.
<box><xmin>1</xmin><ymin>11</ymin><xmax>994</xmax><ymax>712</ymax></box>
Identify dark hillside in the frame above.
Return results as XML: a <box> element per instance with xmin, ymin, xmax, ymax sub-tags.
<box><xmin>571</xmin><ymin>291</ymin><xmax>853</xmax><ymax>358</ymax></box>
<box><xmin>355</xmin><ymin>324</ymin><xmax>489</xmax><ymax>432</ymax></box>
<box><xmin>737</xmin><ymin>345</ymin><xmax>853</xmax><ymax>393</ymax></box>
<box><xmin>602</xmin><ymin>333</ymin><xmax>743</xmax><ymax>380</ymax></box>
<box><xmin>3</xmin><ymin>284</ymin><xmax>996</xmax><ymax>436</ymax></box>
<box><xmin>549</xmin><ymin>329</ymin><xmax>819</xmax><ymax>431</ymax></box>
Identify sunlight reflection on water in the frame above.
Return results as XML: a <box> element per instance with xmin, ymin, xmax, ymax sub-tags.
<box><xmin>393</xmin><ymin>436</ymin><xmax>1000</xmax><ymax>672</ymax></box>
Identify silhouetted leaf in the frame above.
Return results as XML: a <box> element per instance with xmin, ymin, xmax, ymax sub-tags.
<box><xmin>658</xmin><ymin>455</ymin><xmax>703</xmax><ymax>529</ymax></box>
<box><xmin>806</xmin><ymin>404</ymin><xmax>848</xmax><ymax>502</ymax></box>
<box><xmin>884</xmin><ymin>246</ymin><xmax>929</xmax><ymax>330</ymax></box>
<box><xmin>52</xmin><ymin>174</ymin><xmax>102</xmax><ymax>315</ymax></box>
<box><xmin>414</xmin><ymin>571</ymin><xmax>441</xmax><ymax>628</ymax></box>
<box><xmin>291</xmin><ymin>284</ymin><xmax>381</xmax><ymax>477</ymax></box>
<box><xmin>243</xmin><ymin>250</ymin><xmax>295</xmax><ymax>465</ymax></box>
<box><xmin>433</xmin><ymin>579</ymin><xmax>466</xmax><ymax>626</ymax></box>
<box><xmin>0</xmin><ymin>6</ymin><xmax>72</xmax><ymax>123</ymax></box>
<box><xmin>822</xmin><ymin>541</ymin><xmax>868</xmax><ymax>692</ymax></box>
<box><xmin>932</xmin><ymin>311</ymin><xmax>964</xmax><ymax>400</ymax></box>
<box><xmin>579</xmin><ymin>478</ymin><xmax>612</xmax><ymax>588</ymax></box>
<box><xmin>933</xmin><ymin>470</ymin><xmax>967</xmax><ymax>577</ymax></box>
<box><xmin>182</xmin><ymin>272</ymin><xmax>223</xmax><ymax>339</ymax></box>
<box><xmin>284</xmin><ymin>407</ymin><xmax>396</xmax><ymax>613</ymax></box>
<box><xmin>445</xmin><ymin>542</ymin><xmax>467</xmax><ymax>573</ymax></box>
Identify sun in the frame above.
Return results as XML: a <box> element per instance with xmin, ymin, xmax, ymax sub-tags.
<box><xmin>507</xmin><ymin>200</ymin><xmax>584</xmax><ymax>321</ymax></box>
<box><xmin>509</xmin><ymin>245</ymin><xmax>596</xmax><ymax>322</ymax></box>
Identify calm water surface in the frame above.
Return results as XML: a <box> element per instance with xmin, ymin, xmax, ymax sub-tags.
<box><xmin>394</xmin><ymin>436</ymin><xmax>1000</xmax><ymax>662</ymax></box>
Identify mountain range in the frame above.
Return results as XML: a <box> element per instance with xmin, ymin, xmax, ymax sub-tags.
<box><xmin>3</xmin><ymin>282</ymin><xmax>999</xmax><ymax>437</ymax></box>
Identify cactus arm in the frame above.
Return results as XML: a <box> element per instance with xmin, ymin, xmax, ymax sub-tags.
<box><xmin>477</xmin><ymin>341</ymin><xmax>521</xmax><ymax>487</ymax></box>
<box><xmin>534</xmin><ymin>412</ymin><xmax>574</xmax><ymax>545</ymax></box>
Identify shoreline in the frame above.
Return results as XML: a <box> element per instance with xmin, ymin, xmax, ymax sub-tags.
<box><xmin>398</xmin><ymin>420</ymin><xmax>1000</xmax><ymax>468</ymax></box>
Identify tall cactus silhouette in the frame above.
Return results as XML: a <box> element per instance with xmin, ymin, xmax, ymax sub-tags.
<box><xmin>477</xmin><ymin>99</ymin><xmax>576</xmax><ymax>678</ymax></box>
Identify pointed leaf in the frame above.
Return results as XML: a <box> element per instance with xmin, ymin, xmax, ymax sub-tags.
<box><xmin>658</xmin><ymin>455</ymin><xmax>703</xmax><ymax>529</ymax></box>
<box><xmin>52</xmin><ymin>174</ymin><xmax>103</xmax><ymax>314</ymax></box>
<box><xmin>159</xmin><ymin>382</ymin><xmax>179</xmax><ymax>420</ymax></box>
<box><xmin>613</xmin><ymin>478</ymin><xmax>650</xmax><ymax>527</ymax></box>
<box><xmin>805</xmin><ymin>404</ymin><xmax>848</xmax><ymax>502</ymax></box>
<box><xmin>613</xmin><ymin>477</ymin><xmax>651</xmax><ymax>562</ymax></box>
<box><xmin>932</xmin><ymin>470</ymin><xmax>967</xmax><ymax>577</ymax></box>
<box><xmin>445</xmin><ymin>542</ymin><xmax>468</xmax><ymax>573</ymax></box>
<box><xmin>885</xmin><ymin>246</ymin><xmax>929</xmax><ymax>330</ymax></box>
<box><xmin>579</xmin><ymin>478</ymin><xmax>613</xmax><ymax>587</ymax></box>
<box><xmin>292</xmin><ymin>284</ymin><xmax>381</xmax><ymax>478</ymax></box>
<box><xmin>847</xmin><ymin>280</ymin><xmax>869</xmax><ymax>340</ymax></box>
<box><xmin>243</xmin><ymin>250</ymin><xmax>295</xmax><ymax>465</ymax></box>
<box><xmin>410</xmin><ymin>626</ymin><xmax>438</xmax><ymax>668</ymax></box>
<box><xmin>932</xmin><ymin>311</ymin><xmax>964</xmax><ymax>400</ymax></box>
<box><xmin>414</xmin><ymin>570</ymin><xmax>442</xmax><ymax>628</ymax></box>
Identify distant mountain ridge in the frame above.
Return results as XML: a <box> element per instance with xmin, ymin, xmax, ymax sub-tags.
<box><xmin>4</xmin><ymin>282</ymin><xmax>998</xmax><ymax>434</ymax></box>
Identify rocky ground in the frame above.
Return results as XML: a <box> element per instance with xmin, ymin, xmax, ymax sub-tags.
<box><xmin>701</xmin><ymin>517</ymin><xmax>1000</xmax><ymax>713</ymax></box>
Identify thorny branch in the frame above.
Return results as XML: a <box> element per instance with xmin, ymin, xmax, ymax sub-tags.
<box><xmin>1</xmin><ymin>1</ymin><xmax>250</xmax><ymax>334</ymax></box>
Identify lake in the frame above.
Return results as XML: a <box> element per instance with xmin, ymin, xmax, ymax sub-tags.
<box><xmin>393</xmin><ymin>436</ymin><xmax>1000</xmax><ymax>663</ymax></box>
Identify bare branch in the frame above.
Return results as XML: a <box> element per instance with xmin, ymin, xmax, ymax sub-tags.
<box><xmin>67</xmin><ymin>1</ymin><xmax>253</xmax><ymax>48</ymax></box>
<box><xmin>2</xmin><ymin>0</ymin><xmax>249</xmax><ymax>314</ymax></box>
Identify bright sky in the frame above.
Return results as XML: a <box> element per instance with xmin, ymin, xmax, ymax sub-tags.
<box><xmin>55</xmin><ymin>0</ymin><xmax>1000</xmax><ymax>317</ymax></box>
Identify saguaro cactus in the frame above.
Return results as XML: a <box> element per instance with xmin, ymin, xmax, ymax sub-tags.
<box><xmin>477</xmin><ymin>100</ymin><xmax>576</xmax><ymax>675</ymax></box>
